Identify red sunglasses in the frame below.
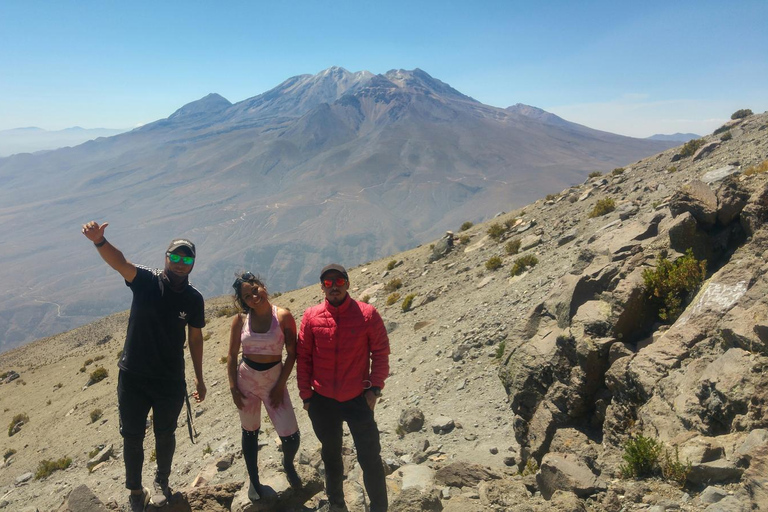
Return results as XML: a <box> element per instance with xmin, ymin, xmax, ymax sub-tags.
<box><xmin>322</xmin><ymin>277</ymin><xmax>347</xmax><ymax>288</ymax></box>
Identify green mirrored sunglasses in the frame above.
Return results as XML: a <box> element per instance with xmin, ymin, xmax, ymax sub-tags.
<box><xmin>167</xmin><ymin>252</ymin><xmax>195</xmax><ymax>265</ymax></box>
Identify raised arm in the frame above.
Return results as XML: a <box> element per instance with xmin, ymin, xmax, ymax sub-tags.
<box><xmin>81</xmin><ymin>221</ymin><xmax>137</xmax><ymax>283</ymax></box>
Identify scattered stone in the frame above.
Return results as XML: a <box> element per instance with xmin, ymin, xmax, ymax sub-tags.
<box><xmin>431</xmin><ymin>416</ymin><xmax>455</xmax><ymax>435</ymax></box>
<box><xmin>398</xmin><ymin>408</ymin><xmax>425</xmax><ymax>434</ymax></box>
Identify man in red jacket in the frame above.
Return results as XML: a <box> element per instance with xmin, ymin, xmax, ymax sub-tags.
<box><xmin>297</xmin><ymin>263</ymin><xmax>390</xmax><ymax>512</ymax></box>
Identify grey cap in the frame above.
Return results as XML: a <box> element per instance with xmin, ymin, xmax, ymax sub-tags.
<box><xmin>320</xmin><ymin>263</ymin><xmax>348</xmax><ymax>280</ymax></box>
<box><xmin>167</xmin><ymin>238</ymin><xmax>196</xmax><ymax>257</ymax></box>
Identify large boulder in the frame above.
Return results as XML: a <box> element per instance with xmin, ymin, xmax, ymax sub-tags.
<box><xmin>56</xmin><ymin>485</ymin><xmax>108</xmax><ymax>512</ymax></box>
<box><xmin>535</xmin><ymin>453</ymin><xmax>606</xmax><ymax>500</ymax></box>
<box><xmin>669</xmin><ymin>180</ymin><xmax>718</xmax><ymax>228</ymax></box>
<box><xmin>433</xmin><ymin>462</ymin><xmax>501</xmax><ymax>488</ymax></box>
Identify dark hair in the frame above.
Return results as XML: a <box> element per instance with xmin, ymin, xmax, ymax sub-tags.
<box><xmin>232</xmin><ymin>272</ymin><xmax>267</xmax><ymax>312</ymax></box>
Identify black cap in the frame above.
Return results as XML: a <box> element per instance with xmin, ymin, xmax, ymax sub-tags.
<box><xmin>320</xmin><ymin>263</ymin><xmax>348</xmax><ymax>280</ymax></box>
<box><xmin>167</xmin><ymin>238</ymin><xmax>196</xmax><ymax>257</ymax></box>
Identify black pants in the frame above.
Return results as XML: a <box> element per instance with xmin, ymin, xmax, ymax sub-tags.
<box><xmin>118</xmin><ymin>370</ymin><xmax>185</xmax><ymax>490</ymax></box>
<box><xmin>308</xmin><ymin>393</ymin><xmax>388</xmax><ymax>512</ymax></box>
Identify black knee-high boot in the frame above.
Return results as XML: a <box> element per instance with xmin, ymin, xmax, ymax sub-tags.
<box><xmin>280</xmin><ymin>430</ymin><xmax>301</xmax><ymax>488</ymax></box>
<box><xmin>242</xmin><ymin>428</ymin><xmax>261</xmax><ymax>501</ymax></box>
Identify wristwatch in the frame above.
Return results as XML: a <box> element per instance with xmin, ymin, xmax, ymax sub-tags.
<box><xmin>369</xmin><ymin>386</ymin><xmax>382</xmax><ymax>397</ymax></box>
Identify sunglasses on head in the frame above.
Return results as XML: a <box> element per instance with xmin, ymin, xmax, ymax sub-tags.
<box><xmin>167</xmin><ymin>252</ymin><xmax>195</xmax><ymax>265</ymax></box>
<box><xmin>232</xmin><ymin>272</ymin><xmax>256</xmax><ymax>290</ymax></box>
<box><xmin>322</xmin><ymin>277</ymin><xmax>347</xmax><ymax>288</ymax></box>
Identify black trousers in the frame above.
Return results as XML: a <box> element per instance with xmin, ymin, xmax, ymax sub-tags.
<box><xmin>308</xmin><ymin>393</ymin><xmax>388</xmax><ymax>512</ymax></box>
<box><xmin>117</xmin><ymin>370</ymin><xmax>185</xmax><ymax>490</ymax></box>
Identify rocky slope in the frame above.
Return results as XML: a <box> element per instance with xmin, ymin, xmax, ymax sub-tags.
<box><xmin>0</xmin><ymin>112</ymin><xmax>767</xmax><ymax>511</ymax></box>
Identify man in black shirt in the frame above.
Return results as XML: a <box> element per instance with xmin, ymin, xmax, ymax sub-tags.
<box><xmin>82</xmin><ymin>221</ymin><xmax>206</xmax><ymax>512</ymax></box>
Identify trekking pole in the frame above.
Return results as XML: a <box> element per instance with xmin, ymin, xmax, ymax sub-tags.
<box><xmin>185</xmin><ymin>387</ymin><xmax>197</xmax><ymax>444</ymax></box>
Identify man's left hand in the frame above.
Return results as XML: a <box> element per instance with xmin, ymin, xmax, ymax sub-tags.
<box><xmin>193</xmin><ymin>379</ymin><xmax>207</xmax><ymax>402</ymax></box>
<box><xmin>364</xmin><ymin>390</ymin><xmax>378</xmax><ymax>411</ymax></box>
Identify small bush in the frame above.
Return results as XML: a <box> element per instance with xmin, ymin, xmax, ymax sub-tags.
<box><xmin>386</xmin><ymin>260</ymin><xmax>397</xmax><ymax>271</ymax></box>
<box><xmin>545</xmin><ymin>194</ymin><xmax>557</xmax><ymax>201</ymax></box>
<box><xmin>8</xmin><ymin>413</ymin><xmax>29</xmax><ymax>437</ymax></box>
<box><xmin>359</xmin><ymin>294</ymin><xmax>370</xmax><ymax>304</ymax></box>
<box><xmin>89</xmin><ymin>367</ymin><xmax>108</xmax><ymax>384</ymax></box>
<box><xmin>731</xmin><ymin>108</ymin><xmax>753</xmax><ymax>120</ymax></box>
<box><xmin>510</xmin><ymin>255</ymin><xmax>538</xmax><ymax>277</ymax></box>
<box><xmin>3</xmin><ymin>448</ymin><xmax>16</xmax><ymax>460</ymax></box>
<box><xmin>661</xmin><ymin>446</ymin><xmax>692</xmax><ymax>487</ymax></box>
<box><xmin>79</xmin><ymin>367</ymin><xmax>86</xmax><ymax>373</ymax></box>
<box><xmin>611</xmin><ymin>167</ymin><xmax>625</xmax><ymax>176</ymax></box>
<box><xmin>459</xmin><ymin>234</ymin><xmax>470</xmax><ymax>245</ymax></box>
<box><xmin>667</xmin><ymin>166</ymin><xmax>678</xmax><ymax>173</ymax></box>
<box><xmin>485</xmin><ymin>256</ymin><xmax>503</xmax><ymax>271</ymax></box>
<box><xmin>203</xmin><ymin>332</ymin><xmax>212</xmax><ymax>341</ymax></box>
<box><xmin>94</xmin><ymin>355</ymin><xmax>105</xmax><ymax>361</ymax></box>
<box><xmin>459</xmin><ymin>221</ymin><xmax>473</xmax><ymax>231</ymax></box>
<box><xmin>505</xmin><ymin>239</ymin><xmax>521</xmax><ymax>255</ymax></box>
<box><xmin>520</xmin><ymin>459</ymin><xmax>539</xmax><ymax>476</ymax></box>
<box><xmin>203</xmin><ymin>443</ymin><xmax>212</xmax><ymax>455</ymax></box>
<box><xmin>88</xmin><ymin>446</ymin><xmax>101</xmax><ymax>458</ymax></box>
<box><xmin>384</xmin><ymin>278</ymin><xmax>403</xmax><ymax>292</ymax></box>
<box><xmin>219</xmin><ymin>356</ymin><xmax>227</xmax><ymax>364</ymax></box>
<box><xmin>495</xmin><ymin>340</ymin><xmax>506</xmax><ymax>359</ymax></box>
<box><xmin>35</xmin><ymin>457</ymin><xmax>72</xmax><ymax>480</ymax></box>
<box><xmin>216</xmin><ymin>305</ymin><xmax>239</xmax><ymax>317</ymax></box>
<box><xmin>678</xmin><ymin>138</ymin><xmax>704</xmax><ymax>158</ymax></box>
<box><xmin>619</xmin><ymin>435</ymin><xmax>661</xmax><ymax>478</ymax></box>
<box><xmin>719</xmin><ymin>131</ymin><xmax>732</xmax><ymax>141</ymax></box>
<box><xmin>54</xmin><ymin>382</ymin><xmax>63</xmax><ymax>389</ymax></box>
<box><xmin>588</xmin><ymin>171</ymin><xmax>602</xmax><ymax>178</ymax></box>
<box><xmin>401</xmin><ymin>294</ymin><xmax>416</xmax><ymax>312</ymax></box>
<box><xmin>487</xmin><ymin>223</ymin><xmax>506</xmax><ymax>241</ymax></box>
<box><xmin>0</xmin><ymin>372</ymin><xmax>8</xmax><ymax>380</ymax></box>
<box><xmin>90</xmin><ymin>409</ymin><xmax>103</xmax><ymax>423</ymax></box>
<box><xmin>149</xmin><ymin>449</ymin><xmax>156</xmax><ymax>462</ymax></box>
<box><xmin>744</xmin><ymin>160</ymin><xmax>768</xmax><ymax>176</ymax></box>
<box><xmin>588</xmin><ymin>198</ymin><xmax>616</xmax><ymax>218</ymax></box>
<box><xmin>386</xmin><ymin>293</ymin><xmax>401</xmax><ymax>306</ymax></box>
<box><xmin>84</xmin><ymin>358</ymin><xmax>94</xmax><ymax>366</ymax></box>
<box><xmin>643</xmin><ymin>249</ymin><xmax>706</xmax><ymax>322</ymax></box>
<box><xmin>713</xmin><ymin>123</ymin><xmax>730</xmax><ymax>135</ymax></box>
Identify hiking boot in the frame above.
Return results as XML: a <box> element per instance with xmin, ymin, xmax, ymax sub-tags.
<box><xmin>150</xmin><ymin>479</ymin><xmax>171</xmax><ymax>506</ymax></box>
<box><xmin>128</xmin><ymin>487</ymin><xmax>150</xmax><ymax>512</ymax></box>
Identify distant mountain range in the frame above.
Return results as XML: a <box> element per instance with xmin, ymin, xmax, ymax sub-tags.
<box><xmin>0</xmin><ymin>126</ymin><xmax>128</xmax><ymax>157</ymax></box>
<box><xmin>647</xmin><ymin>132</ymin><xmax>700</xmax><ymax>142</ymax></box>
<box><xmin>0</xmin><ymin>67</ymin><xmax>677</xmax><ymax>351</ymax></box>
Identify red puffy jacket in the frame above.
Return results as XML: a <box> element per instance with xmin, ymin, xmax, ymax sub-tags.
<box><xmin>297</xmin><ymin>295</ymin><xmax>390</xmax><ymax>402</ymax></box>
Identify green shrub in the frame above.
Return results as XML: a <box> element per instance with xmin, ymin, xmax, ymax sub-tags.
<box><xmin>643</xmin><ymin>249</ymin><xmax>707</xmax><ymax>322</ymax></box>
<box><xmin>203</xmin><ymin>443</ymin><xmax>212</xmax><ymax>455</ymax></box>
<box><xmin>731</xmin><ymin>108</ymin><xmax>753</xmax><ymax>120</ymax></box>
<box><xmin>79</xmin><ymin>367</ymin><xmax>86</xmax><ymax>373</ymax></box>
<box><xmin>744</xmin><ymin>160</ymin><xmax>768</xmax><ymax>176</ymax></box>
<box><xmin>386</xmin><ymin>260</ymin><xmax>397</xmax><ymax>271</ymax></box>
<box><xmin>3</xmin><ymin>448</ymin><xmax>16</xmax><ymax>460</ymax></box>
<box><xmin>495</xmin><ymin>340</ymin><xmax>506</xmax><ymax>359</ymax></box>
<box><xmin>588</xmin><ymin>198</ymin><xmax>616</xmax><ymax>218</ymax></box>
<box><xmin>504</xmin><ymin>218</ymin><xmax>519</xmax><ymax>230</ymax></box>
<box><xmin>88</xmin><ymin>446</ymin><xmax>101</xmax><ymax>458</ymax></box>
<box><xmin>661</xmin><ymin>446</ymin><xmax>692</xmax><ymax>487</ymax></box>
<box><xmin>719</xmin><ymin>131</ymin><xmax>732</xmax><ymax>141</ymax></box>
<box><xmin>487</xmin><ymin>223</ymin><xmax>506</xmax><ymax>241</ymax></box>
<box><xmin>459</xmin><ymin>221</ymin><xmax>473</xmax><ymax>232</ymax></box>
<box><xmin>383</xmin><ymin>278</ymin><xmax>403</xmax><ymax>292</ymax></box>
<box><xmin>0</xmin><ymin>372</ymin><xmax>8</xmax><ymax>380</ymax></box>
<box><xmin>89</xmin><ymin>367</ymin><xmax>108</xmax><ymax>384</ymax></box>
<box><xmin>545</xmin><ymin>194</ymin><xmax>557</xmax><ymax>201</ymax></box>
<box><xmin>386</xmin><ymin>293</ymin><xmax>401</xmax><ymax>306</ymax></box>
<box><xmin>149</xmin><ymin>448</ymin><xmax>156</xmax><ymax>462</ymax></box>
<box><xmin>611</xmin><ymin>167</ymin><xmax>625</xmax><ymax>176</ymax></box>
<box><xmin>94</xmin><ymin>355</ymin><xmax>104</xmax><ymax>361</ymax></box>
<box><xmin>203</xmin><ymin>332</ymin><xmax>212</xmax><ymax>341</ymax></box>
<box><xmin>619</xmin><ymin>435</ymin><xmax>661</xmax><ymax>478</ymax></box>
<box><xmin>520</xmin><ymin>459</ymin><xmax>539</xmax><ymax>476</ymax></box>
<box><xmin>588</xmin><ymin>171</ymin><xmax>602</xmax><ymax>178</ymax></box>
<box><xmin>90</xmin><ymin>409</ymin><xmax>103</xmax><ymax>423</ymax></box>
<box><xmin>485</xmin><ymin>256</ymin><xmax>503</xmax><ymax>271</ymax></box>
<box><xmin>459</xmin><ymin>234</ymin><xmax>470</xmax><ymax>245</ymax></box>
<box><xmin>678</xmin><ymin>138</ymin><xmax>704</xmax><ymax>158</ymax></box>
<box><xmin>8</xmin><ymin>413</ymin><xmax>29</xmax><ymax>437</ymax></box>
<box><xmin>34</xmin><ymin>457</ymin><xmax>72</xmax><ymax>480</ymax></box>
<box><xmin>505</xmin><ymin>239</ymin><xmax>521</xmax><ymax>255</ymax></box>
<box><xmin>510</xmin><ymin>255</ymin><xmax>538</xmax><ymax>277</ymax></box>
<box><xmin>360</xmin><ymin>294</ymin><xmax>370</xmax><ymax>304</ymax></box>
<box><xmin>713</xmin><ymin>123</ymin><xmax>730</xmax><ymax>135</ymax></box>
<box><xmin>401</xmin><ymin>294</ymin><xmax>416</xmax><ymax>312</ymax></box>
<box><xmin>219</xmin><ymin>356</ymin><xmax>228</xmax><ymax>364</ymax></box>
<box><xmin>84</xmin><ymin>358</ymin><xmax>93</xmax><ymax>366</ymax></box>
<box><xmin>667</xmin><ymin>166</ymin><xmax>678</xmax><ymax>173</ymax></box>
<box><xmin>216</xmin><ymin>305</ymin><xmax>239</xmax><ymax>317</ymax></box>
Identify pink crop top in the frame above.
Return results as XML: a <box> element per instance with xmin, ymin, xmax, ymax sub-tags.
<box><xmin>240</xmin><ymin>306</ymin><xmax>285</xmax><ymax>356</ymax></box>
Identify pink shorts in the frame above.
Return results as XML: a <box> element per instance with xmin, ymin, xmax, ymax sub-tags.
<box><xmin>237</xmin><ymin>361</ymin><xmax>299</xmax><ymax>436</ymax></box>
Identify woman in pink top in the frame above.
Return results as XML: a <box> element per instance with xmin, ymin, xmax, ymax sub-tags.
<box><xmin>228</xmin><ymin>272</ymin><xmax>301</xmax><ymax>501</ymax></box>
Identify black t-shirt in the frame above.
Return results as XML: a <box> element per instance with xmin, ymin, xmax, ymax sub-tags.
<box><xmin>119</xmin><ymin>266</ymin><xmax>205</xmax><ymax>381</ymax></box>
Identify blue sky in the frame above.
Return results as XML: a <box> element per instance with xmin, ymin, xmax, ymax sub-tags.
<box><xmin>1</xmin><ymin>0</ymin><xmax>766</xmax><ymax>137</ymax></box>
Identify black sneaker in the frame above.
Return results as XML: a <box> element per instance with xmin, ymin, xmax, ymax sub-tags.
<box><xmin>128</xmin><ymin>487</ymin><xmax>150</xmax><ymax>512</ymax></box>
<box><xmin>150</xmin><ymin>479</ymin><xmax>171</xmax><ymax>506</ymax></box>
